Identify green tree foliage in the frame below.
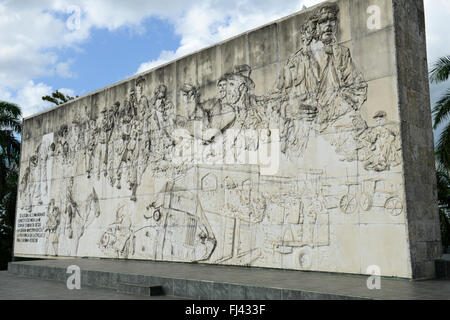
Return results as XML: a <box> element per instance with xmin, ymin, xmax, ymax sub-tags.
<box><xmin>430</xmin><ymin>56</ymin><xmax>450</xmax><ymax>84</ymax></box>
<box><xmin>431</xmin><ymin>55</ymin><xmax>450</xmax><ymax>252</ymax></box>
<box><xmin>0</xmin><ymin>101</ymin><xmax>22</xmax><ymax>270</ymax></box>
<box><xmin>42</xmin><ymin>90</ymin><xmax>77</xmax><ymax>106</ymax></box>
<box><xmin>433</xmin><ymin>90</ymin><xmax>450</xmax><ymax>170</ymax></box>
<box><xmin>437</xmin><ymin>167</ymin><xmax>450</xmax><ymax>252</ymax></box>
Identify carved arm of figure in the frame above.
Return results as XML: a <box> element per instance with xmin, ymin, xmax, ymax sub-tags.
<box><xmin>279</xmin><ymin>50</ymin><xmax>320</xmax><ymax>123</ymax></box>
<box><xmin>334</xmin><ymin>46</ymin><xmax>368</xmax><ymax>113</ymax></box>
<box><xmin>152</xmin><ymin>108</ymin><xmax>162</xmax><ymax>132</ymax></box>
<box><xmin>19</xmin><ymin>167</ymin><xmax>30</xmax><ymax>194</ymax></box>
<box><xmin>202</xmin><ymin>101</ymin><xmax>236</xmax><ymax>143</ymax></box>
<box><xmin>283</xmin><ymin>96</ymin><xmax>318</xmax><ymax>122</ymax></box>
<box><xmin>277</xmin><ymin>50</ymin><xmax>303</xmax><ymax>93</ymax></box>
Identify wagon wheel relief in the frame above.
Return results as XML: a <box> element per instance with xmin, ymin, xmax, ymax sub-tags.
<box><xmin>385</xmin><ymin>197</ymin><xmax>403</xmax><ymax>216</ymax></box>
<box><xmin>339</xmin><ymin>194</ymin><xmax>357</xmax><ymax>215</ymax></box>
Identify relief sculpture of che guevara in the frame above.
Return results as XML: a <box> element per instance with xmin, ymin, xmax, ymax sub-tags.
<box><xmin>18</xmin><ymin>3</ymin><xmax>405</xmax><ymax>265</ymax></box>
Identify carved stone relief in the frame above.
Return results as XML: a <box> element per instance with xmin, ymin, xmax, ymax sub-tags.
<box><xmin>16</xmin><ymin>3</ymin><xmax>409</xmax><ymax>276</ymax></box>
<box><xmin>44</xmin><ymin>199</ymin><xmax>61</xmax><ymax>256</ymax></box>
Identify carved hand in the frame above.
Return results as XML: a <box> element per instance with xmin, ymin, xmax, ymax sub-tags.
<box><xmin>296</xmin><ymin>104</ymin><xmax>317</xmax><ymax>122</ymax></box>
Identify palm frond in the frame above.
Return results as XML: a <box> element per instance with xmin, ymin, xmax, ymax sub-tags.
<box><xmin>0</xmin><ymin>101</ymin><xmax>21</xmax><ymax>118</ymax></box>
<box><xmin>0</xmin><ymin>116</ymin><xmax>22</xmax><ymax>134</ymax></box>
<box><xmin>436</xmin><ymin>166</ymin><xmax>450</xmax><ymax>207</ymax></box>
<box><xmin>430</xmin><ymin>55</ymin><xmax>450</xmax><ymax>84</ymax></box>
<box><xmin>0</xmin><ymin>101</ymin><xmax>22</xmax><ymax>134</ymax></box>
<box><xmin>0</xmin><ymin>129</ymin><xmax>21</xmax><ymax>168</ymax></box>
<box><xmin>432</xmin><ymin>89</ymin><xmax>450</xmax><ymax>129</ymax></box>
<box><xmin>436</xmin><ymin>124</ymin><xmax>450</xmax><ymax>170</ymax></box>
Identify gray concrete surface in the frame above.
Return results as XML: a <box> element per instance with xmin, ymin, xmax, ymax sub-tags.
<box><xmin>0</xmin><ymin>271</ymin><xmax>185</xmax><ymax>300</ymax></box>
<box><xmin>7</xmin><ymin>259</ymin><xmax>450</xmax><ymax>300</ymax></box>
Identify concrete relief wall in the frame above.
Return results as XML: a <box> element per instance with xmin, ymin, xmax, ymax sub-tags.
<box><xmin>14</xmin><ymin>0</ymin><xmax>440</xmax><ymax>279</ymax></box>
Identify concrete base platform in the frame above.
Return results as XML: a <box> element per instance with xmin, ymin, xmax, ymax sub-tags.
<box><xmin>0</xmin><ymin>271</ymin><xmax>183</xmax><ymax>300</ymax></box>
<box><xmin>7</xmin><ymin>259</ymin><xmax>450</xmax><ymax>300</ymax></box>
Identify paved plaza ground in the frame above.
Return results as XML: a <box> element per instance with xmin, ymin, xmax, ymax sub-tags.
<box><xmin>0</xmin><ymin>271</ymin><xmax>185</xmax><ymax>300</ymax></box>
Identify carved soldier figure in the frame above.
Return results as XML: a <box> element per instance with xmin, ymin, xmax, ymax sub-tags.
<box><xmin>29</xmin><ymin>149</ymin><xmax>42</xmax><ymax>207</ymax></box>
<box><xmin>77</xmin><ymin>105</ymin><xmax>90</xmax><ymax>170</ymax></box>
<box><xmin>222</xmin><ymin>66</ymin><xmax>266</xmax><ymax>161</ymax></box>
<box><xmin>362</xmin><ymin>111</ymin><xmax>402</xmax><ymax>172</ymax></box>
<box><xmin>176</xmin><ymin>84</ymin><xmax>208</xmax><ymax>140</ymax></box>
<box><xmin>277</xmin><ymin>5</ymin><xmax>368</xmax><ymax>161</ymax></box>
<box><xmin>126</xmin><ymin>115</ymin><xmax>142</xmax><ymax>201</ymax></box>
<box><xmin>19</xmin><ymin>165</ymin><xmax>31</xmax><ymax>212</ymax></box>
<box><xmin>277</xmin><ymin>18</ymin><xmax>319</xmax><ymax>107</ymax></box>
<box><xmin>99</xmin><ymin>206</ymin><xmax>134</xmax><ymax>259</ymax></box>
<box><xmin>85</xmin><ymin>112</ymin><xmax>99</xmax><ymax>179</ymax></box>
<box><xmin>54</xmin><ymin>125</ymin><xmax>70</xmax><ymax>167</ymax></box>
<box><xmin>114</xmin><ymin>117</ymin><xmax>129</xmax><ymax>190</ymax></box>
<box><xmin>148</xmin><ymin>84</ymin><xmax>176</xmax><ymax>165</ymax></box>
<box><xmin>64</xmin><ymin>177</ymin><xmax>77</xmax><ymax>240</ymax></box>
<box><xmin>220</xmin><ymin>65</ymin><xmax>261</xmax><ymax>131</ymax></box>
<box><xmin>277</xmin><ymin>19</ymin><xmax>319</xmax><ymax>158</ymax></box>
<box><xmin>311</xmin><ymin>5</ymin><xmax>367</xmax><ymax>134</ymax></box>
<box><xmin>45</xmin><ymin>199</ymin><xmax>61</xmax><ymax>256</ymax></box>
<box><xmin>135</xmin><ymin>77</ymin><xmax>155</xmax><ymax>176</ymax></box>
<box><xmin>136</xmin><ymin>76</ymin><xmax>150</xmax><ymax>160</ymax></box>
<box><xmin>123</xmin><ymin>88</ymin><xmax>137</xmax><ymax>123</ymax></box>
<box><xmin>179</xmin><ymin>85</ymin><xmax>203</xmax><ymax>122</ymax></box>
<box><xmin>106</xmin><ymin>102</ymin><xmax>120</xmax><ymax>185</ymax></box>
<box><xmin>137</xmin><ymin>76</ymin><xmax>149</xmax><ymax>125</ymax></box>
<box><xmin>97</xmin><ymin>106</ymin><xmax>109</xmax><ymax>179</ymax></box>
<box><xmin>205</xmin><ymin>75</ymin><xmax>237</xmax><ymax>142</ymax></box>
<box><xmin>70</xmin><ymin>115</ymin><xmax>82</xmax><ymax>162</ymax></box>
<box><xmin>113</xmin><ymin>88</ymin><xmax>138</xmax><ymax>190</ymax></box>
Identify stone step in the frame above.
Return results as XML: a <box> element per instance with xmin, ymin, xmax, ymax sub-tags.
<box><xmin>8</xmin><ymin>260</ymin><xmax>365</xmax><ymax>300</ymax></box>
<box><xmin>116</xmin><ymin>282</ymin><xmax>164</xmax><ymax>296</ymax></box>
<box><xmin>8</xmin><ymin>259</ymin><xmax>450</xmax><ymax>300</ymax></box>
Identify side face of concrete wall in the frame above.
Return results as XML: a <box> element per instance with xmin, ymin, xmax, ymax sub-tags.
<box><xmin>13</xmin><ymin>0</ymin><xmax>439</xmax><ymax>278</ymax></box>
<box><xmin>393</xmin><ymin>0</ymin><xmax>442</xmax><ymax>279</ymax></box>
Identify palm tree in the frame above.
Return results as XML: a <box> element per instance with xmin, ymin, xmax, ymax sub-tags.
<box><xmin>436</xmin><ymin>167</ymin><xmax>450</xmax><ymax>252</ymax></box>
<box><xmin>0</xmin><ymin>101</ymin><xmax>22</xmax><ymax>270</ymax></box>
<box><xmin>430</xmin><ymin>55</ymin><xmax>450</xmax><ymax>170</ymax></box>
<box><xmin>0</xmin><ymin>101</ymin><xmax>22</xmax><ymax>164</ymax></box>
<box><xmin>430</xmin><ymin>55</ymin><xmax>450</xmax><ymax>253</ymax></box>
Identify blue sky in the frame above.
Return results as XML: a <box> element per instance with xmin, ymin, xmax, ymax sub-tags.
<box><xmin>0</xmin><ymin>0</ymin><xmax>449</xmax><ymax>142</ymax></box>
<box><xmin>37</xmin><ymin>18</ymin><xmax>181</xmax><ymax>97</ymax></box>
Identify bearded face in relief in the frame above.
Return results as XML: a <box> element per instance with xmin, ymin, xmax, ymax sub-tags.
<box><xmin>217</xmin><ymin>79</ymin><xmax>228</xmax><ymax>102</ymax></box>
<box><xmin>226</xmin><ymin>76</ymin><xmax>245</xmax><ymax>105</ymax></box>
<box><xmin>156</xmin><ymin>85</ymin><xmax>167</xmax><ymax>100</ymax></box>
<box><xmin>316</xmin><ymin>7</ymin><xmax>338</xmax><ymax>45</ymax></box>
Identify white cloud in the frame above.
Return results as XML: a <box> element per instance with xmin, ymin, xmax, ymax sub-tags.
<box><xmin>0</xmin><ymin>0</ymin><xmax>199</xmax><ymax>90</ymax></box>
<box><xmin>58</xmin><ymin>88</ymin><xmax>76</xmax><ymax>98</ymax></box>
<box><xmin>0</xmin><ymin>0</ymin><xmax>313</xmax><ymax>115</ymax></box>
<box><xmin>136</xmin><ymin>0</ymin><xmax>450</xmax><ymax>77</ymax></box>
<box><xmin>6</xmin><ymin>81</ymin><xmax>53</xmax><ymax>118</ymax></box>
<box><xmin>424</xmin><ymin>0</ymin><xmax>450</xmax><ymax>141</ymax></box>
<box><xmin>0</xmin><ymin>80</ymin><xmax>77</xmax><ymax>118</ymax></box>
<box><xmin>424</xmin><ymin>0</ymin><xmax>450</xmax><ymax>65</ymax></box>
<box><xmin>137</xmin><ymin>0</ymin><xmax>315</xmax><ymax>74</ymax></box>
<box><xmin>55</xmin><ymin>60</ymin><xmax>75</xmax><ymax>79</ymax></box>
<box><xmin>0</xmin><ymin>0</ymin><xmax>191</xmax><ymax>115</ymax></box>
